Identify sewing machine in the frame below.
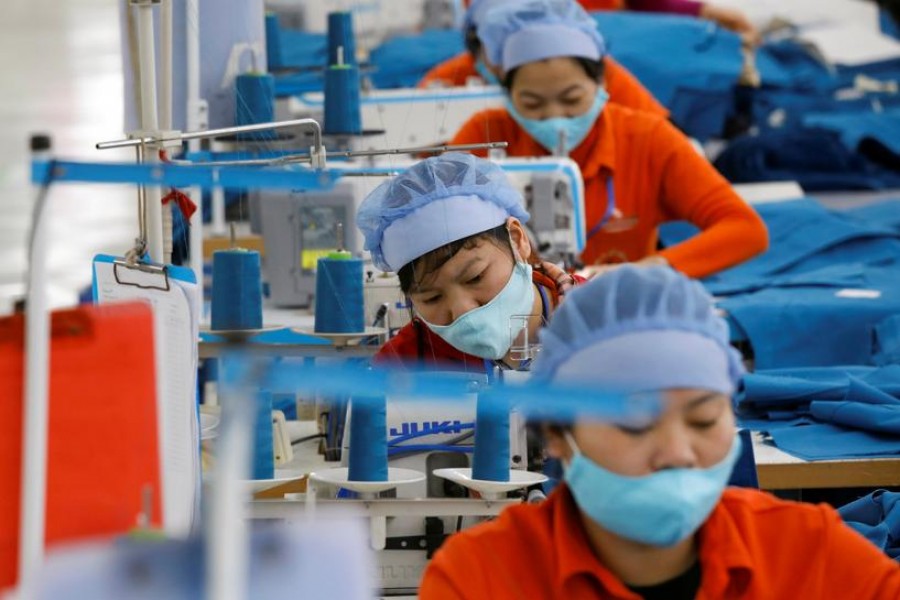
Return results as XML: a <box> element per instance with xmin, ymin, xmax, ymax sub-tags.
<box><xmin>254</xmin><ymin>157</ymin><xmax>586</xmax><ymax>308</ymax></box>
<box><xmin>335</xmin><ymin>379</ymin><xmax>534</xmax><ymax>594</ymax></box>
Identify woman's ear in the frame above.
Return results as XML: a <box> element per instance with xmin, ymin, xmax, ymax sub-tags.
<box><xmin>507</xmin><ymin>217</ymin><xmax>533</xmax><ymax>263</ymax></box>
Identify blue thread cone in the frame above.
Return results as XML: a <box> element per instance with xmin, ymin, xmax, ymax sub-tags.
<box><xmin>348</xmin><ymin>396</ymin><xmax>388</xmax><ymax>482</ymax></box>
<box><xmin>314</xmin><ymin>255</ymin><xmax>364</xmax><ymax>333</ymax></box>
<box><xmin>211</xmin><ymin>249</ymin><xmax>263</xmax><ymax>331</ymax></box>
<box><xmin>472</xmin><ymin>393</ymin><xmax>510</xmax><ymax>482</ymax></box>
<box><xmin>235</xmin><ymin>73</ymin><xmax>276</xmax><ymax>140</ymax></box>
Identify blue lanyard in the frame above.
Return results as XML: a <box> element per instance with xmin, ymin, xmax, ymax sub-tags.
<box><xmin>587</xmin><ymin>176</ymin><xmax>616</xmax><ymax>241</ymax></box>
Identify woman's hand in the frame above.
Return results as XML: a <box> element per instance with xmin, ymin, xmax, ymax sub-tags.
<box><xmin>576</xmin><ymin>255</ymin><xmax>670</xmax><ymax>280</ymax></box>
<box><xmin>538</xmin><ymin>260</ymin><xmax>576</xmax><ymax>296</ymax></box>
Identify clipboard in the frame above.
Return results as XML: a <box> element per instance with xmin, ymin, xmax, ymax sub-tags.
<box><xmin>0</xmin><ymin>303</ymin><xmax>161</xmax><ymax>590</ymax></box>
<box><xmin>91</xmin><ymin>255</ymin><xmax>200</xmax><ymax>538</ymax></box>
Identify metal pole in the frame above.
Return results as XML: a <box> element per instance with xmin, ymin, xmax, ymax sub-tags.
<box><xmin>133</xmin><ymin>0</ymin><xmax>165</xmax><ymax>263</ymax></box>
<box><xmin>18</xmin><ymin>137</ymin><xmax>54</xmax><ymax>593</ymax></box>
<box><xmin>96</xmin><ymin>118</ymin><xmax>325</xmax><ymax>151</ymax></box>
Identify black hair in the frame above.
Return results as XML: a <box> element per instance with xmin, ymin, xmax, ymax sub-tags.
<box><xmin>464</xmin><ymin>25</ymin><xmax>482</xmax><ymax>57</ymax></box>
<box><xmin>398</xmin><ymin>224</ymin><xmax>511</xmax><ymax>295</ymax></box>
<box><xmin>502</xmin><ymin>56</ymin><xmax>606</xmax><ymax>90</ymax></box>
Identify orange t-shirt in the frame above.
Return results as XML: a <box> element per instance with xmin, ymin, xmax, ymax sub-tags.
<box><xmin>450</xmin><ymin>104</ymin><xmax>768</xmax><ymax>278</ymax></box>
<box><xmin>420</xmin><ymin>486</ymin><xmax>900</xmax><ymax>599</ymax></box>
<box><xmin>419</xmin><ymin>53</ymin><xmax>669</xmax><ymax>120</ymax></box>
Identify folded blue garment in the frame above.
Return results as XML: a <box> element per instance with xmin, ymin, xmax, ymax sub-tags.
<box><xmin>846</xmin><ymin>200</ymin><xmax>900</xmax><ymax>233</ymax></box>
<box><xmin>874</xmin><ymin>315</ymin><xmax>900</xmax><ymax>366</ymax></box>
<box><xmin>737</xmin><ymin>367</ymin><xmax>900</xmax><ymax>460</ymax></box>
<box><xmin>706</xmin><ymin>263</ymin><xmax>869</xmax><ymax>296</ymax></box>
<box><xmin>713</xmin><ymin>129</ymin><xmax>900</xmax><ymax>191</ymax></box>
<box><xmin>838</xmin><ymin>489</ymin><xmax>900</xmax><ymax>560</ymax></box>
<box><xmin>756</xmin><ymin>39</ymin><xmax>837</xmax><ymax>93</ymax></box>
<box><xmin>662</xmin><ymin>199</ymin><xmax>900</xmax><ymax>281</ymax></box>
<box><xmin>804</xmin><ymin>109</ymin><xmax>900</xmax><ymax>158</ymax></box>
<box><xmin>737</xmin><ymin>365</ymin><xmax>900</xmax><ymax>411</ymax></box>
<box><xmin>811</xmin><ymin>401</ymin><xmax>900</xmax><ymax>436</ymax></box>
<box><xmin>721</xmin><ymin>268</ymin><xmax>900</xmax><ymax>368</ymax></box>
<box><xmin>769</xmin><ymin>422</ymin><xmax>900</xmax><ymax>460</ymax></box>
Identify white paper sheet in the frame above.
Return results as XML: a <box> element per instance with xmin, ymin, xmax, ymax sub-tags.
<box><xmin>92</xmin><ymin>258</ymin><xmax>199</xmax><ymax>537</ymax></box>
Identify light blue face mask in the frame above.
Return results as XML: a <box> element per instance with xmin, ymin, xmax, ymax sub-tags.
<box><xmin>506</xmin><ymin>87</ymin><xmax>609</xmax><ymax>155</ymax></box>
<box><xmin>475</xmin><ymin>59</ymin><xmax>499</xmax><ymax>85</ymax></box>
<box><xmin>422</xmin><ymin>262</ymin><xmax>535</xmax><ymax>360</ymax></box>
<box><xmin>564</xmin><ymin>432</ymin><xmax>742</xmax><ymax>547</ymax></box>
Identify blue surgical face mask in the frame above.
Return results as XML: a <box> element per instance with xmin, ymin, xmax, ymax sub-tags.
<box><xmin>422</xmin><ymin>262</ymin><xmax>535</xmax><ymax>360</ymax></box>
<box><xmin>506</xmin><ymin>87</ymin><xmax>609</xmax><ymax>155</ymax></box>
<box><xmin>474</xmin><ymin>59</ymin><xmax>499</xmax><ymax>85</ymax></box>
<box><xmin>564</xmin><ymin>432</ymin><xmax>741</xmax><ymax>547</ymax></box>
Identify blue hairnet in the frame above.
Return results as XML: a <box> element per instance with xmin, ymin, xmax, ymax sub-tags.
<box><xmin>532</xmin><ymin>266</ymin><xmax>745</xmax><ymax>394</ymax></box>
<box><xmin>478</xmin><ymin>0</ymin><xmax>606</xmax><ymax>72</ymax></box>
<box><xmin>356</xmin><ymin>153</ymin><xmax>530</xmax><ymax>273</ymax></box>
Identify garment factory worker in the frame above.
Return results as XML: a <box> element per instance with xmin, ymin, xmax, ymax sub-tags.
<box><xmin>450</xmin><ymin>0</ymin><xmax>768</xmax><ymax>278</ymax></box>
<box><xmin>420</xmin><ymin>266</ymin><xmax>900</xmax><ymax>600</ymax></box>
<box><xmin>419</xmin><ymin>0</ymin><xmax>670</xmax><ymax>120</ymax></box>
<box><xmin>357</xmin><ymin>152</ymin><xmax>580</xmax><ymax>370</ymax></box>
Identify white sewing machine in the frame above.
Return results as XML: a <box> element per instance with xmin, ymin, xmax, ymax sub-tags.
<box><xmin>255</xmin><ymin>157</ymin><xmax>587</xmax><ymax>309</ymax></box>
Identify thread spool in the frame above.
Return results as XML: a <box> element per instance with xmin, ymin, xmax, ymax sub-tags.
<box><xmin>472</xmin><ymin>393</ymin><xmax>510</xmax><ymax>482</ymax></box>
<box><xmin>235</xmin><ymin>72</ymin><xmax>276</xmax><ymax>140</ymax></box>
<box><xmin>314</xmin><ymin>252</ymin><xmax>365</xmax><ymax>333</ymax></box>
<box><xmin>253</xmin><ymin>391</ymin><xmax>275</xmax><ymax>480</ymax></box>
<box><xmin>211</xmin><ymin>248</ymin><xmax>263</xmax><ymax>331</ymax></box>
<box><xmin>348</xmin><ymin>396</ymin><xmax>388</xmax><ymax>482</ymax></box>
<box><xmin>265</xmin><ymin>12</ymin><xmax>283</xmax><ymax>70</ymax></box>
<box><xmin>327</xmin><ymin>11</ymin><xmax>356</xmax><ymax>67</ymax></box>
<box><xmin>323</xmin><ymin>48</ymin><xmax>362</xmax><ymax>135</ymax></box>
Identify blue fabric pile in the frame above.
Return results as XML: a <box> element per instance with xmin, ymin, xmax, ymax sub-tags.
<box><xmin>715</xmin><ymin>33</ymin><xmax>900</xmax><ymax>190</ymax></box>
<box><xmin>367</xmin><ymin>29</ymin><xmax>466</xmax><ymax>89</ymax></box>
<box><xmin>736</xmin><ymin>366</ymin><xmax>900</xmax><ymax>459</ymax></box>
<box><xmin>662</xmin><ymin>197</ymin><xmax>900</xmax><ymax>461</ymax></box>
<box><xmin>591</xmin><ymin>12</ymin><xmax>743</xmax><ymax>140</ymax></box>
<box><xmin>663</xmin><ymin>199</ymin><xmax>900</xmax><ymax>369</ymax></box>
<box><xmin>838</xmin><ymin>490</ymin><xmax>900</xmax><ymax>561</ymax></box>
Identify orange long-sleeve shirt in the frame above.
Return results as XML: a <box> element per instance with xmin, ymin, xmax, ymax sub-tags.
<box><xmin>420</xmin><ymin>486</ymin><xmax>900</xmax><ymax>599</ymax></box>
<box><xmin>450</xmin><ymin>104</ymin><xmax>768</xmax><ymax>278</ymax></box>
<box><xmin>419</xmin><ymin>53</ymin><xmax>669</xmax><ymax>120</ymax></box>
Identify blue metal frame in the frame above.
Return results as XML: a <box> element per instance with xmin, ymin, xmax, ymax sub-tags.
<box><xmin>31</xmin><ymin>158</ymin><xmax>342</xmax><ymax>191</ymax></box>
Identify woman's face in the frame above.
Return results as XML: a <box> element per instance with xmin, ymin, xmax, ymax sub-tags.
<box><xmin>508</xmin><ymin>57</ymin><xmax>600</xmax><ymax>120</ymax></box>
<box><xmin>548</xmin><ymin>389</ymin><xmax>736</xmax><ymax>476</ymax></box>
<box><xmin>407</xmin><ymin>218</ymin><xmax>530</xmax><ymax>326</ymax></box>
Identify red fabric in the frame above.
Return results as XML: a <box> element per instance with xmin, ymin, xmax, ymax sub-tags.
<box><xmin>161</xmin><ymin>189</ymin><xmax>198</xmax><ymax>222</ymax></box>
<box><xmin>450</xmin><ymin>104</ymin><xmax>768</xmax><ymax>278</ymax></box>
<box><xmin>579</xmin><ymin>0</ymin><xmax>625</xmax><ymax>9</ymax></box>
<box><xmin>419</xmin><ymin>54</ymin><xmax>669</xmax><ymax>120</ymax></box>
<box><xmin>0</xmin><ymin>303</ymin><xmax>161</xmax><ymax>591</ymax></box>
<box><xmin>375</xmin><ymin>270</ymin><xmax>571</xmax><ymax>368</ymax></box>
<box><xmin>421</xmin><ymin>485</ymin><xmax>900</xmax><ymax>599</ymax></box>
<box><xmin>628</xmin><ymin>0</ymin><xmax>703</xmax><ymax>16</ymax></box>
